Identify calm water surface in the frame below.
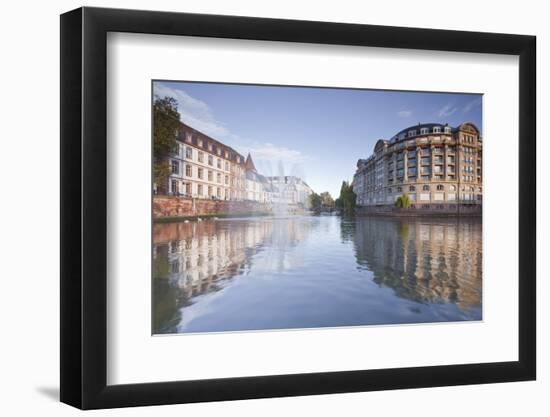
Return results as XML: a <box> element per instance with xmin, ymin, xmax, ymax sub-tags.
<box><xmin>153</xmin><ymin>215</ymin><xmax>482</xmax><ymax>334</ymax></box>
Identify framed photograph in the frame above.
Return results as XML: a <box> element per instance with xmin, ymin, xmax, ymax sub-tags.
<box><xmin>60</xmin><ymin>6</ymin><xmax>536</xmax><ymax>409</ymax></box>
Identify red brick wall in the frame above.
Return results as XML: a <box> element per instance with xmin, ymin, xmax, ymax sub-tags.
<box><xmin>153</xmin><ymin>196</ymin><xmax>272</xmax><ymax>219</ymax></box>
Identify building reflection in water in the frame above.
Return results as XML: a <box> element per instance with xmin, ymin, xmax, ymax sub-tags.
<box><xmin>153</xmin><ymin>216</ymin><xmax>482</xmax><ymax>334</ymax></box>
<box><xmin>351</xmin><ymin>217</ymin><xmax>482</xmax><ymax>312</ymax></box>
<box><xmin>153</xmin><ymin>217</ymin><xmax>313</xmax><ymax>333</ymax></box>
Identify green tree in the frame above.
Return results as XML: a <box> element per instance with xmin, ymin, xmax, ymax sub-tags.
<box><xmin>395</xmin><ymin>193</ymin><xmax>411</xmax><ymax>209</ymax></box>
<box><xmin>307</xmin><ymin>192</ymin><xmax>322</xmax><ymax>212</ymax></box>
<box><xmin>336</xmin><ymin>181</ymin><xmax>357</xmax><ymax>213</ymax></box>
<box><xmin>320</xmin><ymin>191</ymin><xmax>335</xmax><ymax>209</ymax></box>
<box><xmin>153</xmin><ymin>96</ymin><xmax>181</xmax><ymax>193</ymax></box>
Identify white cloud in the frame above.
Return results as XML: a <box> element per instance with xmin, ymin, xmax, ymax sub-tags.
<box><xmin>154</xmin><ymin>83</ymin><xmax>309</xmax><ymax>165</ymax></box>
<box><xmin>153</xmin><ymin>82</ymin><xmax>229</xmax><ymax>138</ymax></box>
<box><xmin>397</xmin><ymin>110</ymin><xmax>412</xmax><ymax>118</ymax></box>
<box><xmin>438</xmin><ymin>103</ymin><xmax>458</xmax><ymax>118</ymax></box>
<box><xmin>462</xmin><ymin>97</ymin><xmax>482</xmax><ymax>113</ymax></box>
<box><xmin>245</xmin><ymin>142</ymin><xmax>308</xmax><ymax>163</ymax></box>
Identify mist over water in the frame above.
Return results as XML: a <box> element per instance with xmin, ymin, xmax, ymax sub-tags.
<box><xmin>153</xmin><ymin>215</ymin><xmax>482</xmax><ymax>334</ymax></box>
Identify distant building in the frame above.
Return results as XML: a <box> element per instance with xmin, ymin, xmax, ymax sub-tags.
<box><xmin>244</xmin><ymin>153</ymin><xmax>272</xmax><ymax>203</ymax></box>
<box><xmin>266</xmin><ymin>176</ymin><xmax>314</xmax><ymax>207</ymax></box>
<box><xmin>157</xmin><ymin>121</ymin><xmax>312</xmax><ymax>204</ymax></box>
<box><xmin>353</xmin><ymin>122</ymin><xmax>482</xmax><ymax>211</ymax></box>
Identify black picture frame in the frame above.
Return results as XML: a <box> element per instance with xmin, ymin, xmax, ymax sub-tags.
<box><xmin>60</xmin><ymin>6</ymin><xmax>536</xmax><ymax>410</ymax></box>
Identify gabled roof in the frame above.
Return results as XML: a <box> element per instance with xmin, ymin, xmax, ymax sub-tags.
<box><xmin>245</xmin><ymin>153</ymin><xmax>257</xmax><ymax>172</ymax></box>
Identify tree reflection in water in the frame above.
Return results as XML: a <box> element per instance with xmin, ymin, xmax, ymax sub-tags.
<box><xmin>153</xmin><ymin>215</ymin><xmax>481</xmax><ymax>334</ymax></box>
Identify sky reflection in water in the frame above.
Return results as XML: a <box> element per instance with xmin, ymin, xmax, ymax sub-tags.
<box><xmin>153</xmin><ymin>215</ymin><xmax>482</xmax><ymax>334</ymax></box>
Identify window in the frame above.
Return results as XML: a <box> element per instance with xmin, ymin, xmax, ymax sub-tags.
<box><xmin>217</xmin><ymin>158</ymin><xmax>222</xmax><ymax>169</ymax></box>
<box><xmin>217</xmin><ymin>148</ymin><xmax>221</xmax><ymax>156</ymax></box>
<box><xmin>444</xmin><ymin>126</ymin><xmax>452</xmax><ymax>133</ymax></box>
<box><xmin>397</xmin><ymin>186</ymin><xmax>402</xmax><ymax>192</ymax></box>
<box><xmin>225</xmin><ymin>161</ymin><xmax>229</xmax><ymax>171</ymax></box>
<box><xmin>171</xmin><ymin>160</ymin><xmax>179</xmax><ymax>174</ymax></box>
<box><xmin>208</xmin><ymin>155</ymin><xmax>213</xmax><ymax>166</ymax></box>
<box><xmin>208</xmin><ymin>143</ymin><xmax>213</xmax><ymax>152</ymax></box>
<box><xmin>217</xmin><ymin>188</ymin><xmax>221</xmax><ymax>198</ymax></box>
<box><xmin>433</xmin><ymin>126</ymin><xmax>441</xmax><ymax>133</ymax></box>
<box><xmin>422</xmin><ymin>185</ymin><xmax>430</xmax><ymax>191</ymax></box>
<box><xmin>185</xmin><ymin>147</ymin><xmax>193</xmax><ymax>159</ymax></box>
<box><xmin>208</xmin><ymin>170</ymin><xmax>213</xmax><ymax>181</ymax></box>
<box><xmin>208</xmin><ymin>186</ymin><xmax>213</xmax><ymax>196</ymax></box>
<box><xmin>171</xmin><ymin>180</ymin><xmax>178</xmax><ymax>194</ymax></box>
<box><xmin>409</xmin><ymin>185</ymin><xmax>415</xmax><ymax>192</ymax></box>
<box><xmin>185</xmin><ymin>133</ymin><xmax>191</xmax><ymax>143</ymax></box>
<box><xmin>225</xmin><ymin>175</ymin><xmax>229</xmax><ymax>185</ymax></box>
<box><xmin>185</xmin><ymin>183</ymin><xmax>191</xmax><ymax>195</ymax></box>
<box><xmin>185</xmin><ymin>164</ymin><xmax>192</xmax><ymax>177</ymax></box>
<box><xmin>217</xmin><ymin>173</ymin><xmax>221</xmax><ymax>183</ymax></box>
<box><xmin>408</xmin><ymin>130</ymin><xmax>416</xmax><ymax>137</ymax></box>
<box><xmin>437</xmin><ymin>184</ymin><xmax>444</xmax><ymax>191</ymax></box>
<box><xmin>198</xmin><ymin>151</ymin><xmax>204</xmax><ymax>163</ymax></box>
<box><xmin>420</xmin><ymin>127</ymin><xmax>428</xmax><ymax>135</ymax></box>
<box><xmin>197</xmin><ymin>184</ymin><xmax>203</xmax><ymax>196</ymax></box>
<box><xmin>198</xmin><ymin>168</ymin><xmax>203</xmax><ymax>179</ymax></box>
<box><xmin>197</xmin><ymin>138</ymin><xmax>203</xmax><ymax>147</ymax></box>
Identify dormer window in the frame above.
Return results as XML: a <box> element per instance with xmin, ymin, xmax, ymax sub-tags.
<box><xmin>433</xmin><ymin>126</ymin><xmax>441</xmax><ymax>133</ymax></box>
<box><xmin>420</xmin><ymin>127</ymin><xmax>429</xmax><ymax>135</ymax></box>
<box><xmin>444</xmin><ymin>126</ymin><xmax>452</xmax><ymax>133</ymax></box>
<box><xmin>408</xmin><ymin>130</ymin><xmax>416</xmax><ymax>137</ymax></box>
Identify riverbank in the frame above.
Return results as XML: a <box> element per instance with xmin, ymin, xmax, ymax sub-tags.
<box><xmin>355</xmin><ymin>205</ymin><xmax>482</xmax><ymax>217</ymax></box>
<box><xmin>153</xmin><ymin>211</ymin><xmax>271</xmax><ymax>223</ymax></box>
<box><xmin>153</xmin><ymin>195</ymin><xmax>306</xmax><ymax>222</ymax></box>
<box><xmin>154</xmin><ymin>195</ymin><xmax>272</xmax><ymax>219</ymax></box>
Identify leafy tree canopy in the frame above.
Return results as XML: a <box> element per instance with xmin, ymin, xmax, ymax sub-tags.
<box><xmin>336</xmin><ymin>181</ymin><xmax>357</xmax><ymax>213</ymax></box>
<box><xmin>153</xmin><ymin>96</ymin><xmax>181</xmax><ymax>193</ymax></box>
<box><xmin>153</xmin><ymin>96</ymin><xmax>180</xmax><ymax>160</ymax></box>
<box><xmin>395</xmin><ymin>193</ymin><xmax>411</xmax><ymax>209</ymax></box>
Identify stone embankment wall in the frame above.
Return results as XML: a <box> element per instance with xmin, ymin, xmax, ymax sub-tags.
<box><xmin>355</xmin><ymin>204</ymin><xmax>482</xmax><ymax>217</ymax></box>
<box><xmin>153</xmin><ymin>196</ymin><xmax>273</xmax><ymax>220</ymax></box>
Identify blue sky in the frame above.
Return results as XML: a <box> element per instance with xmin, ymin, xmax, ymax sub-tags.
<box><xmin>153</xmin><ymin>81</ymin><xmax>482</xmax><ymax>198</ymax></box>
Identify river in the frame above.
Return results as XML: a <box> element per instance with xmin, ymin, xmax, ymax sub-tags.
<box><xmin>153</xmin><ymin>215</ymin><xmax>482</xmax><ymax>334</ymax></box>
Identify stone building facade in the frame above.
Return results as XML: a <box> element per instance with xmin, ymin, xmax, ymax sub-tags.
<box><xmin>158</xmin><ymin>121</ymin><xmax>312</xmax><ymax>205</ymax></box>
<box><xmin>265</xmin><ymin>176</ymin><xmax>314</xmax><ymax>207</ymax></box>
<box><xmin>353</xmin><ymin>122</ymin><xmax>482</xmax><ymax>211</ymax></box>
<box><xmin>160</xmin><ymin>121</ymin><xmax>248</xmax><ymax>201</ymax></box>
